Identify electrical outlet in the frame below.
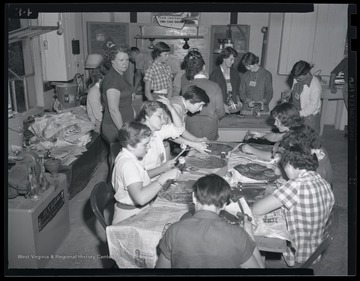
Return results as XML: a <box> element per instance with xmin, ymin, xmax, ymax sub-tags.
<box><xmin>43</xmin><ymin>40</ymin><xmax>48</xmax><ymax>50</ymax></box>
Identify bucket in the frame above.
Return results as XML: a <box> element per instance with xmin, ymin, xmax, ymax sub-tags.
<box><xmin>56</xmin><ymin>83</ymin><xmax>79</xmax><ymax>109</ymax></box>
<box><xmin>8</xmin><ymin>114</ymin><xmax>24</xmax><ymax>152</ymax></box>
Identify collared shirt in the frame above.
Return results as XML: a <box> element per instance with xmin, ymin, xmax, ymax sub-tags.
<box><xmin>158</xmin><ymin>210</ymin><xmax>256</xmax><ymax>268</ymax></box>
<box><xmin>144</xmin><ymin>60</ymin><xmax>173</xmax><ymax>92</ymax></box>
<box><xmin>141</xmin><ymin>124</ymin><xmax>185</xmax><ymax>170</ymax></box>
<box><xmin>112</xmin><ymin>148</ymin><xmax>151</xmax><ymax>205</ymax></box>
<box><xmin>291</xmin><ymin>74</ymin><xmax>322</xmax><ymax>117</ymax></box>
<box><xmin>273</xmin><ymin>170</ymin><xmax>335</xmax><ymax>266</ymax></box>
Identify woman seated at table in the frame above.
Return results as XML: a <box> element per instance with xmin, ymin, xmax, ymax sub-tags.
<box><xmin>275</xmin><ymin>124</ymin><xmax>333</xmax><ymax>185</ymax></box>
<box><xmin>244</xmin><ymin>102</ymin><xmax>300</xmax><ymax>144</ymax></box>
<box><xmin>135</xmin><ymin>97</ymin><xmax>185</xmax><ymax>178</ymax></box>
<box><xmin>252</xmin><ymin>144</ymin><xmax>334</xmax><ymax>267</ymax></box>
<box><xmin>111</xmin><ymin>121</ymin><xmax>180</xmax><ymax>224</ymax></box>
<box><xmin>156</xmin><ymin>174</ymin><xmax>264</xmax><ymax>268</ymax></box>
<box><xmin>241</xmin><ymin>103</ymin><xmax>303</xmax><ymax>161</ymax></box>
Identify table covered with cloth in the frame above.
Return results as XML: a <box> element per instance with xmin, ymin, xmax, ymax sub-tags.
<box><xmin>106</xmin><ymin>142</ymin><xmax>289</xmax><ymax>268</ymax></box>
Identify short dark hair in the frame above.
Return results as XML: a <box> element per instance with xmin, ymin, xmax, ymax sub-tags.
<box><xmin>181</xmin><ymin>49</ymin><xmax>203</xmax><ymax>70</ymax></box>
<box><xmin>182</xmin><ymin>85</ymin><xmax>210</xmax><ymax>105</ymax></box>
<box><xmin>281</xmin><ymin>144</ymin><xmax>319</xmax><ymax>171</ymax></box>
<box><xmin>131</xmin><ymin>47</ymin><xmax>140</xmax><ymax>53</ymax></box>
<box><xmin>151</xmin><ymin>42</ymin><xmax>171</xmax><ymax>60</ymax></box>
<box><xmin>291</xmin><ymin>60</ymin><xmax>312</xmax><ymax>78</ymax></box>
<box><xmin>184</xmin><ymin>54</ymin><xmax>205</xmax><ymax>80</ymax></box>
<box><xmin>216</xmin><ymin>46</ymin><xmax>238</xmax><ymax>66</ymax></box>
<box><xmin>270</xmin><ymin>102</ymin><xmax>303</xmax><ymax>128</ymax></box>
<box><xmin>241</xmin><ymin>52</ymin><xmax>259</xmax><ymax>66</ymax></box>
<box><xmin>118</xmin><ymin>121</ymin><xmax>152</xmax><ymax>149</ymax></box>
<box><xmin>193</xmin><ymin>174</ymin><xmax>231</xmax><ymax>208</ymax></box>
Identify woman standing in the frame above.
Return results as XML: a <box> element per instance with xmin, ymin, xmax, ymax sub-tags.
<box><xmin>144</xmin><ymin>42</ymin><xmax>173</xmax><ymax>101</ymax></box>
<box><xmin>86</xmin><ymin>66</ymin><xmax>107</xmax><ymax>133</ymax></box>
<box><xmin>209</xmin><ymin>46</ymin><xmax>242</xmax><ymax>114</ymax></box>
<box><xmin>282</xmin><ymin>60</ymin><xmax>322</xmax><ymax>133</ymax></box>
<box><xmin>182</xmin><ymin>49</ymin><xmax>225</xmax><ymax>140</ymax></box>
<box><xmin>100</xmin><ymin>43</ymin><xmax>136</xmax><ymax>174</ymax></box>
<box><xmin>239</xmin><ymin>52</ymin><xmax>273</xmax><ymax>115</ymax></box>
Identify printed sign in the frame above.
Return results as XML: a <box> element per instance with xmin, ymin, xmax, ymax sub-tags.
<box><xmin>155</xmin><ymin>16</ymin><xmax>185</xmax><ymax>29</ymax></box>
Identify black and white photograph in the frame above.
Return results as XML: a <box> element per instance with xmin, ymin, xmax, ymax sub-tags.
<box><xmin>5</xmin><ymin>2</ymin><xmax>356</xmax><ymax>277</ymax></box>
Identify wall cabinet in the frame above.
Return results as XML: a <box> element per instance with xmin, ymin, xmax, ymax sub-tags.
<box><xmin>210</xmin><ymin>25</ymin><xmax>250</xmax><ymax>74</ymax></box>
<box><xmin>278</xmin><ymin>4</ymin><xmax>348</xmax><ymax>76</ymax></box>
<box><xmin>39</xmin><ymin>13</ymin><xmax>85</xmax><ymax>81</ymax></box>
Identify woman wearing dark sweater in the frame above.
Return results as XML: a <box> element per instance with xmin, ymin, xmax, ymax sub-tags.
<box><xmin>209</xmin><ymin>47</ymin><xmax>242</xmax><ymax>115</ymax></box>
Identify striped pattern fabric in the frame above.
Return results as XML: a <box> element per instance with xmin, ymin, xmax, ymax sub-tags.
<box><xmin>273</xmin><ymin>171</ymin><xmax>335</xmax><ymax>266</ymax></box>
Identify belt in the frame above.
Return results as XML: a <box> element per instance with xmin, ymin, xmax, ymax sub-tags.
<box><xmin>152</xmin><ymin>89</ymin><xmax>168</xmax><ymax>94</ymax></box>
<box><xmin>116</xmin><ymin>202</ymin><xmax>137</xmax><ymax>210</ymax></box>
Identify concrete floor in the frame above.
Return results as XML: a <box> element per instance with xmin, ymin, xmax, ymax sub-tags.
<box><xmin>41</xmin><ymin>125</ymin><xmax>351</xmax><ymax>275</ymax></box>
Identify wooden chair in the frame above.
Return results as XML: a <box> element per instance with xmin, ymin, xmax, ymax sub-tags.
<box><xmin>300</xmin><ymin>207</ymin><xmax>339</xmax><ymax>268</ymax></box>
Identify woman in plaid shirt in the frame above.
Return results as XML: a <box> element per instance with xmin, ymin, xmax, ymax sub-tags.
<box><xmin>252</xmin><ymin>144</ymin><xmax>335</xmax><ymax>267</ymax></box>
<box><xmin>144</xmin><ymin>42</ymin><xmax>173</xmax><ymax>101</ymax></box>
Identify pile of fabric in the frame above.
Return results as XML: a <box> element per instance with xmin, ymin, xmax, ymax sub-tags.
<box><xmin>28</xmin><ymin>106</ymin><xmax>95</xmax><ymax>165</ymax></box>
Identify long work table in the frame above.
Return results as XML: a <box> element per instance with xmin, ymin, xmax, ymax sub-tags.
<box><xmin>106</xmin><ymin>142</ymin><xmax>289</xmax><ymax>268</ymax></box>
<box><xmin>218</xmin><ymin>114</ymin><xmax>273</xmax><ymax>142</ymax></box>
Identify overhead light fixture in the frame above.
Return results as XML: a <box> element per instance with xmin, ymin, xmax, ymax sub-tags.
<box><xmin>182</xmin><ymin>38</ymin><xmax>190</xmax><ymax>50</ymax></box>
<box><xmin>57</xmin><ymin>14</ymin><xmax>64</xmax><ymax>35</ymax></box>
<box><xmin>214</xmin><ymin>39</ymin><xmax>225</xmax><ymax>54</ymax></box>
<box><xmin>148</xmin><ymin>38</ymin><xmax>155</xmax><ymax>49</ymax></box>
<box><xmin>213</xmin><ymin>25</ymin><xmax>234</xmax><ymax>54</ymax></box>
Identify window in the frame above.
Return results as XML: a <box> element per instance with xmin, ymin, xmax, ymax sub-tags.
<box><xmin>8</xmin><ymin>18</ymin><xmax>36</xmax><ymax>113</ymax></box>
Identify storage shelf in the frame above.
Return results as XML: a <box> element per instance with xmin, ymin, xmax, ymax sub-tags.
<box><xmin>9</xmin><ymin>26</ymin><xmax>58</xmax><ymax>44</ymax></box>
<box><xmin>134</xmin><ymin>35</ymin><xmax>203</xmax><ymax>40</ymax></box>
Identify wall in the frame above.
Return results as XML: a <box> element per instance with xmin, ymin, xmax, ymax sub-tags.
<box><xmin>33</xmin><ymin>9</ymin><xmax>347</xmax><ymax>125</ymax></box>
<box><xmin>82</xmin><ymin>12</ymin><xmax>269</xmax><ymax>88</ymax></box>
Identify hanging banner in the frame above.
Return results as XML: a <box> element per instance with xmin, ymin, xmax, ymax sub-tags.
<box><xmin>155</xmin><ymin>16</ymin><xmax>185</xmax><ymax>29</ymax></box>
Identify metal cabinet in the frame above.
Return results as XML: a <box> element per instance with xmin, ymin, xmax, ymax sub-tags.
<box><xmin>39</xmin><ymin>13</ymin><xmax>85</xmax><ymax>81</ymax></box>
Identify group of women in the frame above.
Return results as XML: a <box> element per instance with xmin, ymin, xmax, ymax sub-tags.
<box><xmin>85</xmin><ymin>40</ymin><xmax>333</xmax><ymax>268</ymax></box>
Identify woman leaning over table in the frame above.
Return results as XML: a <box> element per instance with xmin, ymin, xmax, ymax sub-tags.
<box><xmin>170</xmin><ymin>85</ymin><xmax>211</xmax><ymax>155</ymax></box>
<box><xmin>135</xmin><ymin>97</ymin><xmax>185</xmax><ymax>178</ymax></box>
<box><xmin>209</xmin><ymin>46</ymin><xmax>242</xmax><ymax>115</ymax></box>
<box><xmin>241</xmin><ymin>102</ymin><xmax>304</xmax><ymax>161</ymax></box>
<box><xmin>100</xmin><ymin>43</ymin><xmax>136</xmax><ymax>176</ymax></box>
<box><xmin>182</xmin><ymin>49</ymin><xmax>225</xmax><ymax>140</ymax></box>
<box><xmin>111</xmin><ymin>121</ymin><xmax>180</xmax><ymax>224</ymax></box>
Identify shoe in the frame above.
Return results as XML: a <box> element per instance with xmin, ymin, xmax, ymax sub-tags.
<box><xmin>236</xmin><ymin>113</ymin><xmax>246</xmax><ymax>118</ymax></box>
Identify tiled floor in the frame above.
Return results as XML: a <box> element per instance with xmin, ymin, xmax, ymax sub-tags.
<box><xmin>39</xmin><ymin>125</ymin><xmax>350</xmax><ymax>274</ymax></box>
